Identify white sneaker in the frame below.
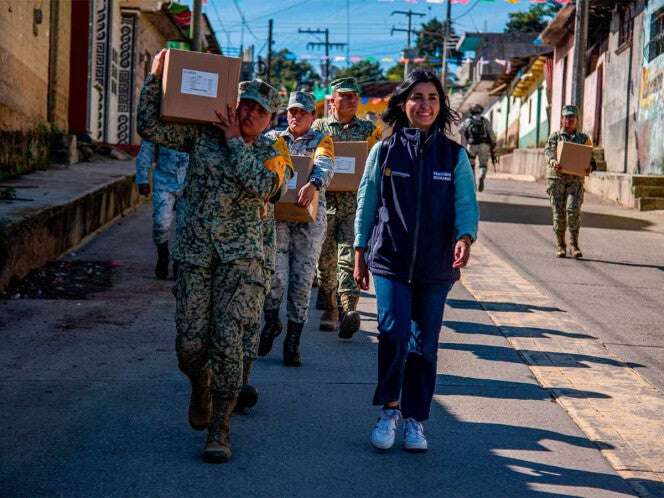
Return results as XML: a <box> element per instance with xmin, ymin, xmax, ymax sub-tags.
<box><xmin>403</xmin><ymin>418</ymin><xmax>428</xmax><ymax>453</ymax></box>
<box><xmin>370</xmin><ymin>408</ymin><xmax>402</xmax><ymax>450</ymax></box>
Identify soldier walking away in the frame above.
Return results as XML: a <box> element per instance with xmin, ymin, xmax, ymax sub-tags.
<box><xmin>135</xmin><ymin>140</ymin><xmax>189</xmax><ymax>279</ymax></box>
<box><xmin>312</xmin><ymin>77</ymin><xmax>382</xmax><ymax>339</ymax></box>
<box><xmin>137</xmin><ymin>49</ymin><xmax>291</xmax><ymax>464</ymax></box>
<box><xmin>459</xmin><ymin>104</ymin><xmax>496</xmax><ymax>192</ymax></box>
<box><xmin>544</xmin><ymin>105</ymin><xmax>595</xmax><ymax>259</ymax></box>
<box><xmin>258</xmin><ymin>91</ymin><xmax>335</xmax><ymax>366</ymax></box>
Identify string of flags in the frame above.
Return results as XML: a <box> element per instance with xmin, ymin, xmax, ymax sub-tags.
<box><xmin>377</xmin><ymin>0</ymin><xmax>571</xmax><ymax>4</ymax></box>
<box><xmin>284</xmin><ymin>52</ymin><xmax>513</xmax><ymax>66</ymax></box>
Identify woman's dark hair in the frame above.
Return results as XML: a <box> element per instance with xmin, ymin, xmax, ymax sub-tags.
<box><xmin>381</xmin><ymin>69</ymin><xmax>459</xmax><ymax>134</ymax></box>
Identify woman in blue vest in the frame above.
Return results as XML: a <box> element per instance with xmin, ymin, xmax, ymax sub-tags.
<box><xmin>354</xmin><ymin>70</ymin><xmax>479</xmax><ymax>453</ymax></box>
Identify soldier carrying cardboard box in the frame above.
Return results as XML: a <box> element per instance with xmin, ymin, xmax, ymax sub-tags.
<box><xmin>258</xmin><ymin>91</ymin><xmax>335</xmax><ymax>367</ymax></box>
<box><xmin>544</xmin><ymin>105</ymin><xmax>596</xmax><ymax>259</ymax></box>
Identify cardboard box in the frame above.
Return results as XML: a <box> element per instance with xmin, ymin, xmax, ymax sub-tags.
<box><xmin>556</xmin><ymin>140</ymin><xmax>593</xmax><ymax>177</ymax></box>
<box><xmin>161</xmin><ymin>49</ymin><xmax>241</xmax><ymax>124</ymax></box>
<box><xmin>275</xmin><ymin>155</ymin><xmax>319</xmax><ymax>223</ymax></box>
<box><xmin>328</xmin><ymin>141</ymin><xmax>369</xmax><ymax>192</ymax></box>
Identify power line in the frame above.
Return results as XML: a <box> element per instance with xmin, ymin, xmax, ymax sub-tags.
<box><xmin>298</xmin><ymin>27</ymin><xmax>347</xmax><ymax>85</ymax></box>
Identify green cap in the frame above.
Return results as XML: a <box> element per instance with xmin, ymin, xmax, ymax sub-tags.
<box><xmin>238</xmin><ymin>79</ymin><xmax>280</xmax><ymax>113</ymax></box>
<box><xmin>330</xmin><ymin>77</ymin><xmax>361</xmax><ymax>94</ymax></box>
<box><xmin>287</xmin><ymin>91</ymin><xmax>316</xmax><ymax>112</ymax></box>
<box><xmin>562</xmin><ymin>105</ymin><xmax>578</xmax><ymax>117</ymax></box>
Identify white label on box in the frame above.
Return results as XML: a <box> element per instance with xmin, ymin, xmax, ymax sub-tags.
<box><xmin>335</xmin><ymin>156</ymin><xmax>356</xmax><ymax>174</ymax></box>
<box><xmin>180</xmin><ymin>69</ymin><xmax>219</xmax><ymax>98</ymax></box>
<box><xmin>287</xmin><ymin>172</ymin><xmax>298</xmax><ymax>190</ymax></box>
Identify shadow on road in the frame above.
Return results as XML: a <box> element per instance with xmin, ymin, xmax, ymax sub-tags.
<box><xmin>445</xmin><ymin>320</ymin><xmax>596</xmax><ymax>340</ymax></box>
<box><xmin>426</xmin><ymin>392</ymin><xmax>641</xmax><ymax>497</ymax></box>
<box><xmin>436</xmin><ymin>374</ymin><xmax>610</xmax><ymax>401</ymax></box>
<box><xmin>440</xmin><ymin>342</ymin><xmax>644</xmax><ymax>370</ymax></box>
<box><xmin>479</xmin><ymin>200</ymin><xmax>652</xmax><ymax>231</ymax></box>
<box><xmin>578</xmin><ymin>258</ymin><xmax>664</xmax><ymax>271</ymax></box>
<box><xmin>447</xmin><ymin>298</ymin><xmax>563</xmax><ymax>313</ymax></box>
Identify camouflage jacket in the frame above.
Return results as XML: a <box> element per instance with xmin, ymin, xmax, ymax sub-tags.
<box><xmin>544</xmin><ymin>129</ymin><xmax>593</xmax><ymax>180</ymax></box>
<box><xmin>311</xmin><ymin>115</ymin><xmax>382</xmax><ymax>148</ymax></box>
<box><xmin>137</xmin><ymin>74</ymin><xmax>292</xmax><ymax>268</ymax></box>
<box><xmin>264</xmin><ymin>128</ymin><xmax>336</xmax><ymax>190</ymax></box>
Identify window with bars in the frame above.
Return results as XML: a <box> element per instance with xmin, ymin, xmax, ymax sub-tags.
<box><xmin>647</xmin><ymin>6</ymin><xmax>664</xmax><ymax>62</ymax></box>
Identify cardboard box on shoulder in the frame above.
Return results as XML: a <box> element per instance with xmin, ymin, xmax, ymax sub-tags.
<box><xmin>275</xmin><ymin>155</ymin><xmax>319</xmax><ymax>223</ymax></box>
<box><xmin>161</xmin><ymin>49</ymin><xmax>241</xmax><ymax>124</ymax></box>
<box><xmin>556</xmin><ymin>140</ymin><xmax>593</xmax><ymax>177</ymax></box>
<box><xmin>328</xmin><ymin>141</ymin><xmax>369</xmax><ymax>192</ymax></box>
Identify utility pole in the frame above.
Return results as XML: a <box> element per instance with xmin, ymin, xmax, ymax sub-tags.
<box><xmin>391</xmin><ymin>9</ymin><xmax>426</xmax><ymax>79</ymax></box>
<box><xmin>266</xmin><ymin>19</ymin><xmax>274</xmax><ymax>84</ymax></box>
<box><xmin>192</xmin><ymin>0</ymin><xmax>203</xmax><ymax>51</ymax></box>
<box><xmin>571</xmin><ymin>0</ymin><xmax>589</xmax><ymax>126</ymax></box>
<box><xmin>440</xmin><ymin>1</ymin><xmax>452</xmax><ymax>90</ymax></box>
<box><xmin>299</xmin><ymin>28</ymin><xmax>347</xmax><ymax>86</ymax></box>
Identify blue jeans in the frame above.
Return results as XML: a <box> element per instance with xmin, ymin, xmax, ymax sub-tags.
<box><xmin>372</xmin><ymin>274</ymin><xmax>453</xmax><ymax>421</ymax></box>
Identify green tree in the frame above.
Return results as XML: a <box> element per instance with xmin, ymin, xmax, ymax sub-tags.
<box><xmin>504</xmin><ymin>2</ymin><xmax>562</xmax><ymax>33</ymax></box>
<box><xmin>334</xmin><ymin>60</ymin><xmax>384</xmax><ymax>85</ymax></box>
<box><xmin>266</xmin><ymin>49</ymin><xmax>321</xmax><ymax>92</ymax></box>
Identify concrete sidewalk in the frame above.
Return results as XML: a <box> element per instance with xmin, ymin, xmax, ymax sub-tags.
<box><xmin>0</xmin><ymin>205</ymin><xmax>639</xmax><ymax>497</ymax></box>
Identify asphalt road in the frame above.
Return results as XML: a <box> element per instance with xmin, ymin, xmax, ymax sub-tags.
<box><xmin>2</xmin><ymin>185</ymin><xmax>660</xmax><ymax>497</ymax></box>
<box><xmin>477</xmin><ymin>177</ymin><xmax>664</xmax><ymax>392</ymax></box>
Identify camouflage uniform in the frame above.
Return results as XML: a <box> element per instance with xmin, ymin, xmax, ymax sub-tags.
<box><xmin>243</xmin><ymin>135</ymin><xmax>294</xmax><ymax>360</ymax></box>
<box><xmin>263</xmin><ymin>127</ymin><xmax>335</xmax><ymax>323</ymax></box>
<box><xmin>311</xmin><ymin>115</ymin><xmax>381</xmax><ymax>297</ymax></box>
<box><xmin>137</xmin><ymin>74</ymin><xmax>291</xmax><ymax>400</ymax></box>
<box><xmin>544</xmin><ymin>129</ymin><xmax>592</xmax><ymax>244</ymax></box>
<box><xmin>135</xmin><ymin>140</ymin><xmax>189</xmax><ymax>245</ymax></box>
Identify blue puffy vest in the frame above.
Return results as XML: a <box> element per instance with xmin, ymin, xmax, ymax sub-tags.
<box><xmin>368</xmin><ymin>127</ymin><xmax>462</xmax><ymax>285</ymax></box>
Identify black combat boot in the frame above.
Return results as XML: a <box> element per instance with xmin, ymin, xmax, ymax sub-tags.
<box><xmin>155</xmin><ymin>242</ymin><xmax>170</xmax><ymax>279</ymax></box>
<box><xmin>257</xmin><ymin>309</ymin><xmax>282</xmax><ymax>357</ymax></box>
<box><xmin>235</xmin><ymin>359</ymin><xmax>258</xmax><ymax>413</ymax></box>
<box><xmin>283</xmin><ymin>321</ymin><xmax>304</xmax><ymax>367</ymax></box>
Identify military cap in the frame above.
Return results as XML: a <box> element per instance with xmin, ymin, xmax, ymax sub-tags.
<box><xmin>287</xmin><ymin>91</ymin><xmax>316</xmax><ymax>113</ymax></box>
<box><xmin>238</xmin><ymin>79</ymin><xmax>281</xmax><ymax>113</ymax></box>
<box><xmin>331</xmin><ymin>77</ymin><xmax>361</xmax><ymax>94</ymax></box>
<box><xmin>562</xmin><ymin>105</ymin><xmax>578</xmax><ymax>117</ymax></box>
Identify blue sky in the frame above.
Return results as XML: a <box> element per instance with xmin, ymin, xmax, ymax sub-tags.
<box><xmin>199</xmin><ymin>0</ymin><xmax>535</xmax><ymax>72</ymax></box>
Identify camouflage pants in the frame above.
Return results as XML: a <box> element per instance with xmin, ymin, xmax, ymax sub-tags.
<box><xmin>546</xmin><ymin>177</ymin><xmax>585</xmax><ymax>235</ymax></box>
<box><xmin>265</xmin><ymin>196</ymin><xmax>327</xmax><ymax>323</ymax></box>
<box><xmin>175</xmin><ymin>257</ymin><xmax>266</xmax><ymax>400</ymax></box>
<box><xmin>467</xmin><ymin>143</ymin><xmax>491</xmax><ymax>180</ymax></box>
<box><xmin>152</xmin><ymin>189</ymin><xmax>185</xmax><ymax>245</ymax></box>
<box><xmin>317</xmin><ymin>191</ymin><xmax>358</xmax><ymax>296</ymax></box>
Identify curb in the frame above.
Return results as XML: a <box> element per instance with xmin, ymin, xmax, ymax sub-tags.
<box><xmin>0</xmin><ymin>162</ymin><xmax>144</xmax><ymax>291</ymax></box>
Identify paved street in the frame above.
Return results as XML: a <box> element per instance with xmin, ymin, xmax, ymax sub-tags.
<box><xmin>1</xmin><ymin>178</ymin><xmax>663</xmax><ymax>497</ymax></box>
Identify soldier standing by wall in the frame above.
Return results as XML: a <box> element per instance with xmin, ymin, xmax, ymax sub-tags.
<box><xmin>544</xmin><ymin>105</ymin><xmax>595</xmax><ymax>259</ymax></box>
<box><xmin>258</xmin><ymin>91</ymin><xmax>335</xmax><ymax>366</ymax></box>
<box><xmin>135</xmin><ymin>140</ymin><xmax>189</xmax><ymax>279</ymax></box>
<box><xmin>459</xmin><ymin>104</ymin><xmax>496</xmax><ymax>192</ymax></box>
<box><xmin>137</xmin><ymin>49</ymin><xmax>291</xmax><ymax>464</ymax></box>
<box><xmin>312</xmin><ymin>77</ymin><xmax>382</xmax><ymax>339</ymax></box>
